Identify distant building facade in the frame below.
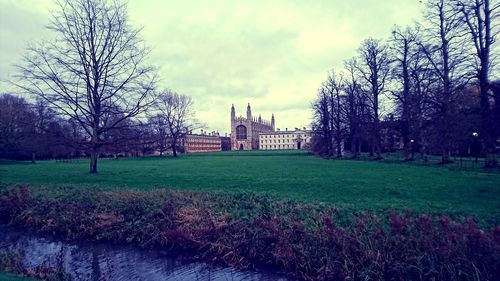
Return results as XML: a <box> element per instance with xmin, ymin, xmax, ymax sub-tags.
<box><xmin>181</xmin><ymin>131</ymin><xmax>222</xmax><ymax>153</ymax></box>
<box><xmin>259</xmin><ymin>128</ymin><xmax>312</xmax><ymax>150</ymax></box>
<box><xmin>230</xmin><ymin>104</ymin><xmax>275</xmax><ymax>150</ymax></box>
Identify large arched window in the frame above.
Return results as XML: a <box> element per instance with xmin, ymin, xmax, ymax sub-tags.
<box><xmin>236</xmin><ymin>125</ymin><xmax>247</xmax><ymax>140</ymax></box>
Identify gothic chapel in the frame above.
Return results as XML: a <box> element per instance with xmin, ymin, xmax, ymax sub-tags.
<box><xmin>230</xmin><ymin>104</ymin><xmax>275</xmax><ymax>150</ymax></box>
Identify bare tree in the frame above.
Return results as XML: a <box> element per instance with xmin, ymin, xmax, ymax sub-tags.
<box><xmin>101</xmin><ymin>117</ymin><xmax>150</xmax><ymax>158</ymax></box>
<box><xmin>311</xmin><ymin>87</ymin><xmax>332</xmax><ymax>157</ymax></box>
<box><xmin>14</xmin><ymin>0</ymin><xmax>157</xmax><ymax>173</ymax></box>
<box><xmin>325</xmin><ymin>71</ymin><xmax>346</xmax><ymax>158</ymax></box>
<box><xmin>0</xmin><ymin>94</ymin><xmax>35</xmax><ymax>160</ymax></box>
<box><xmin>418</xmin><ymin>0</ymin><xmax>469</xmax><ymax>164</ymax></box>
<box><xmin>456</xmin><ymin>0</ymin><xmax>499</xmax><ymax>167</ymax></box>
<box><xmin>29</xmin><ymin>98</ymin><xmax>58</xmax><ymax>163</ymax></box>
<box><xmin>152</xmin><ymin>90</ymin><xmax>196</xmax><ymax>157</ymax></box>
<box><xmin>355</xmin><ymin>38</ymin><xmax>391</xmax><ymax>159</ymax></box>
<box><xmin>149</xmin><ymin>114</ymin><xmax>170</xmax><ymax>156</ymax></box>
<box><xmin>390</xmin><ymin>26</ymin><xmax>423</xmax><ymax>161</ymax></box>
<box><xmin>407</xmin><ymin>44</ymin><xmax>436</xmax><ymax>159</ymax></box>
<box><xmin>344</xmin><ymin>58</ymin><xmax>368</xmax><ymax>159</ymax></box>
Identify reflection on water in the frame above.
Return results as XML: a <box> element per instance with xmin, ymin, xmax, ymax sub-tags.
<box><xmin>0</xmin><ymin>227</ymin><xmax>292</xmax><ymax>281</ymax></box>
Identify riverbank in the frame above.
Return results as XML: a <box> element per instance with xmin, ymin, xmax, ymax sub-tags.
<box><xmin>1</xmin><ymin>185</ymin><xmax>498</xmax><ymax>281</ymax></box>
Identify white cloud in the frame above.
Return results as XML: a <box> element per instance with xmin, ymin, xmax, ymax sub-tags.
<box><xmin>0</xmin><ymin>0</ymin><xmax>423</xmax><ymax>133</ymax></box>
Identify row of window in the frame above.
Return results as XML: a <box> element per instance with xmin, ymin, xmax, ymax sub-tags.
<box><xmin>261</xmin><ymin>134</ymin><xmax>305</xmax><ymax>138</ymax></box>
<box><xmin>260</xmin><ymin>139</ymin><xmax>307</xmax><ymax>144</ymax></box>
<box><xmin>188</xmin><ymin>144</ymin><xmax>220</xmax><ymax>147</ymax></box>
<box><xmin>260</xmin><ymin>139</ymin><xmax>308</xmax><ymax>144</ymax></box>
<box><xmin>187</xmin><ymin>139</ymin><xmax>220</xmax><ymax>144</ymax></box>
<box><xmin>261</xmin><ymin>145</ymin><xmax>297</xmax><ymax>150</ymax></box>
<box><xmin>188</xmin><ymin>147</ymin><xmax>221</xmax><ymax>152</ymax></box>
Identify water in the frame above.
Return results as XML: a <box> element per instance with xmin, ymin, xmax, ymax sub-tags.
<box><xmin>0</xmin><ymin>226</ymin><xmax>293</xmax><ymax>281</ymax></box>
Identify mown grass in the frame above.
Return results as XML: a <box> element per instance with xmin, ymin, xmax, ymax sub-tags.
<box><xmin>0</xmin><ymin>273</ymin><xmax>36</xmax><ymax>281</ymax></box>
<box><xmin>0</xmin><ymin>150</ymin><xmax>499</xmax><ymax>223</ymax></box>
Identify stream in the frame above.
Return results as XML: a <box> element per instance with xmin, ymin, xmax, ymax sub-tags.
<box><xmin>0</xmin><ymin>226</ymin><xmax>294</xmax><ymax>281</ymax></box>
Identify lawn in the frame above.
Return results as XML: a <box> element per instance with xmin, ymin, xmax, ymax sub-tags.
<box><xmin>0</xmin><ymin>150</ymin><xmax>499</xmax><ymax>222</ymax></box>
<box><xmin>0</xmin><ymin>273</ymin><xmax>35</xmax><ymax>281</ymax></box>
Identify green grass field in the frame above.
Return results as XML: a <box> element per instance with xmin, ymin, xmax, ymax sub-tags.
<box><xmin>1</xmin><ymin>150</ymin><xmax>499</xmax><ymax>222</ymax></box>
<box><xmin>0</xmin><ymin>273</ymin><xmax>35</xmax><ymax>281</ymax></box>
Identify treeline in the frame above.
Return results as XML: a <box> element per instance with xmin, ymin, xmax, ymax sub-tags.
<box><xmin>311</xmin><ymin>0</ymin><xmax>499</xmax><ymax>167</ymax></box>
<box><xmin>0</xmin><ymin>90</ymin><xmax>196</xmax><ymax>162</ymax></box>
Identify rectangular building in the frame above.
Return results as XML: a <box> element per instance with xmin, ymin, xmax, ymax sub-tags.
<box><xmin>182</xmin><ymin>133</ymin><xmax>222</xmax><ymax>153</ymax></box>
<box><xmin>259</xmin><ymin>128</ymin><xmax>312</xmax><ymax>150</ymax></box>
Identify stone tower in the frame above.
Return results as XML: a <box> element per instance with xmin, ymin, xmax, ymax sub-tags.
<box><xmin>230</xmin><ymin>104</ymin><xmax>275</xmax><ymax>150</ymax></box>
<box><xmin>271</xmin><ymin>113</ymin><xmax>275</xmax><ymax>131</ymax></box>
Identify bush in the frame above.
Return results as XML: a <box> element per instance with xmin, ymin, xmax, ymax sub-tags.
<box><xmin>1</xmin><ymin>185</ymin><xmax>498</xmax><ymax>281</ymax></box>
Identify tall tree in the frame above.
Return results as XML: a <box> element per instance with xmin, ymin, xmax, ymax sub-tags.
<box><xmin>344</xmin><ymin>59</ymin><xmax>368</xmax><ymax>159</ymax></box>
<box><xmin>456</xmin><ymin>0</ymin><xmax>499</xmax><ymax>167</ymax></box>
<box><xmin>326</xmin><ymin>71</ymin><xmax>345</xmax><ymax>158</ymax></box>
<box><xmin>355</xmin><ymin>38</ymin><xmax>391</xmax><ymax>159</ymax></box>
<box><xmin>391</xmin><ymin>26</ymin><xmax>421</xmax><ymax>161</ymax></box>
<box><xmin>407</xmin><ymin>45</ymin><xmax>436</xmax><ymax>158</ymax></box>
<box><xmin>14</xmin><ymin>0</ymin><xmax>157</xmax><ymax>173</ymax></box>
<box><xmin>29</xmin><ymin>98</ymin><xmax>78</xmax><ymax>162</ymax></box>
<box><xmin>0</xmin><ymin>94</ymin><xmax>35</xmax><ymax>160</ymax></box>
<box><xmin>419</xmin><ymin>0</ymin><xmax>468</xmax><ymax>163</ymax></box>
<box><xmin>311</xmin><ymin>87</ymin><xmax>332</xmax><ymax>157</ymax></box>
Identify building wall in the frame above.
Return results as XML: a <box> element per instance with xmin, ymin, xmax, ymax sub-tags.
<box><xmin>259</xmin><ymin>129</ymin><xmax>312</xmax><ymax>150</ymax></box>
<box><xmin>230</xmin><ymin>104</ymin><xmax>274</xmax><ymax>150</ymax></box>
<box><xmin>182</xmin><ymin>134</ymin><xmax>222</xmax><ymax>153</ymax></box>
<box><xmin>220</xmin><ymin>136</ymin><xmax>231</xmax><ymax>151</ymax></box>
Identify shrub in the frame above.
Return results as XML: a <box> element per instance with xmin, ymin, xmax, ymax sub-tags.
<box><xmin>1</xmin><ymin>185</ymin><xmax>498</xmax><ymax>281</ymax></box>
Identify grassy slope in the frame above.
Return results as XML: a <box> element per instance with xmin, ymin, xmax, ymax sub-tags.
<box><xmin>0</xmin><ymin>151</ymin><xmax>499</xmax><ymax>221</ymax></box>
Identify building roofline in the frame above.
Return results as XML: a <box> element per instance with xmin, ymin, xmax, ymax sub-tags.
<box><xmin>258</xmin><ymin>129</ymin><xmax>312</xmax><ymax>135</ymax></box>
<box><xmin>185</xmin><ymin>134</ymin><xmax>221</xmax><ymax>138</ymax></box>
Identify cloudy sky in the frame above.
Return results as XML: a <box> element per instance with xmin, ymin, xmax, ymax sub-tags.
<box><xmin>0</xmin><ymin>0</ymin><xmax>423</xmax><ymax>134</ymax></box>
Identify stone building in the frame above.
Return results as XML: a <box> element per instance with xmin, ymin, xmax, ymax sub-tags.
<box><xmin>220</xmin><ymin>136</ymin><xmax>231</xmax><ymax>151</ymax></box>
<box><xmin>230</xmin><ymin>104</ymin><xmax>275</xmax><ymax>150</ymax></box>
<box><xmin>181</xmin><ymin>132</ymin><xmax>222</xmax><ymax>153</ymax></box>
<box><xmin>259</xmin><ymin>128</ymin><xmax>312</xmax><ymax>150</ymax></box>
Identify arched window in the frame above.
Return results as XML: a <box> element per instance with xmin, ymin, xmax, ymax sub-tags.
<box><xmin>236</xmin><ymin>125</ymin><xmax>247</xmax><ymax>140</ymax></box>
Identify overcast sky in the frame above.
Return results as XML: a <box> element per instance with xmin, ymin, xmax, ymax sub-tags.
<box><xmin>0</xmin><ymin>0</ymin><xmax>424</xmax><ymax>134</ymax></box>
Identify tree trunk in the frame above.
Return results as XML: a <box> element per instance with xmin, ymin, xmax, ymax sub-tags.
<box><xmin>90</xmin><ymin>147</ymin><xmax>98</xmax><ymax>173</ymax></box>
<box><xmin>90</xmin><ymin>150</ymin><xmax>98</xmax><ymax>173</ymax></box>
<box><xmin>441</xmin><ymin>147</ymin><xmax>450</xmax><ymax>164</ymax></box>
<box><xmin>336</xmin><ymin>140</ymin><xmax>342</xmax><ymax>158</ymax></box>
<box><xmin>402</xmin><ymin>38</ymin><xmax>412</xmax><ymax>162</ymax></box>
<box><xmin>90</xmin><ymin>128</ymin><xmax>99</xmax><ymax>173</ymax></box>
<box><xmin>373</xmin><ymin>124</ymin><xmax>382</xmax><ymax>160</ymax></box>
<box><xmin>480</xmin><ymin>77</ymin><xmax>497</xmax><ymax>167</ymax></box>
<box><xmin>404</xmin><ymin>144</ymin><xmax>412</xmax><ymax>161</ymax></box>
<box><xmin>350</xmin><ymin>140</ymin><xmax>357</xmax><ymax>159</ymax></box>
<box><xmin>172</xmin><ymin>137</ymin><xmax>178</xmax><ymax>157</ymax></box>
<box><xmin>31</xmin><ymin>151</ymin><xmax>36</xmax><ymax>164</ymax></box>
